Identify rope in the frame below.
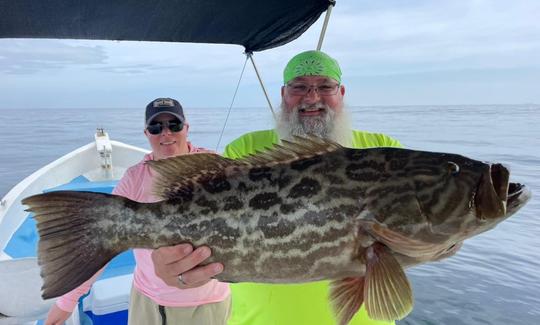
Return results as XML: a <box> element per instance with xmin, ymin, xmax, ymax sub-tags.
<box><xmin>215</xmin><ymin>54</ymin><xmax>249</xmax><ymax>152</ymax></box>
<box><xmin>248</xmin><ymin>52</ymin><xmax>277</xmax><ymax>121</ymax></box>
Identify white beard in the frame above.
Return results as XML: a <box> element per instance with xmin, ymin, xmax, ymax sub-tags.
<box><xmin>276</xmin><ymin>102</ymin><xmax>353</xmax><ymax>146</ymax></box>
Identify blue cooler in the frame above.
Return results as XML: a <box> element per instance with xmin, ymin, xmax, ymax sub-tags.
<box><xmin>83</xmin><ymin>274</ymin><xmax>133</xmax><ymax>325</ymax></box>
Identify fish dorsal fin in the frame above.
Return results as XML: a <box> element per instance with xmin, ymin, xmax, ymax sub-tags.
<box><xmin>147</xmin><ymin>153</ymin><xmax>241</xmax><ymax>200</ymax></box>
<box><xmin>148</xmin><ymin>136</ymin><xmax>342</xmax><ymax>200</ymax></box>
<box><xmin>242</xmin><ymin>136</ymin><xmax>342</xmax><ymax>166</ymax></box>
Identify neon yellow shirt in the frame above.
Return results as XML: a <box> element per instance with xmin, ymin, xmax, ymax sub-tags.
<box><xmin>223</xmin><ymin>129</ymin><xmax>403</xmax><ymax>325</ymax></box>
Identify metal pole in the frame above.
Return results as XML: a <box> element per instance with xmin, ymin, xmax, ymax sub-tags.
<box><xmin>317</xmin><ymin>4</ymin><xmax>334</xmax><ymax>50</ymax></box>
<box><xmin>248</xmin><ymin>52</ymin><xmax>277</xmax><ymax>121</ymax></box>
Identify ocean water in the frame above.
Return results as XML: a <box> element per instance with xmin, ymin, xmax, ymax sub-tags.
<box><xmin>1</xmin><ymin>105</ymin><xmax>539</xmax><ymax>325</ymax></box>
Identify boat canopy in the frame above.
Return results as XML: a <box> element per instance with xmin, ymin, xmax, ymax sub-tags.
<box><xmin>0</xmin><ymin>0</ymin><xmax>335</xmax><ymax>52</ymax></box>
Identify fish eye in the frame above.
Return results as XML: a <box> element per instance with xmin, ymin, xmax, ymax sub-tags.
<box><xmin>447</xmin><ymin>161</ymin><xmax>460</xmax><ymax>175</ymax></box>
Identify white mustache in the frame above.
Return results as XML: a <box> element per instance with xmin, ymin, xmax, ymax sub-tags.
<box><xmin>276</xmin><ymin>102</ymin><xmax>353</xmax><ymax>146</ymax></box>
<box><xmin>297</xmin><ymin>103</ymin><xmax>328</xmax><ymax>112</ymax></box>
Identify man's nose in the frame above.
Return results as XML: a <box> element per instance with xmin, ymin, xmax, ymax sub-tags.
<box><xmin>303</xmin><ymin>87</ymin><xmax>321</xmax><ymax>103</ymax></box>
<box><xmin>162</xmin><ymin>126</ymin><xmax>173</xmax><ymax>135</ymax></box>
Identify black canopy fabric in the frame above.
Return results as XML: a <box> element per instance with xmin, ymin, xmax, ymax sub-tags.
<box><xmin>0</xmin><ymin>0</ymin><xmax>334</xmax><ymax>52</ymax></box>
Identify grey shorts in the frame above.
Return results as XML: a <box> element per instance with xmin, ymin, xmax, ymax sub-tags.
<box><xmin>128</xmin><ymin>287</ymin><xmax>232</xmax><ymax>325</ymax></box>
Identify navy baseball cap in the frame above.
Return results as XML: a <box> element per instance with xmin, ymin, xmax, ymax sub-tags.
<box><xmin>145</xmin><ymin>98</ymin><xmax>185</xmax><ymax>126</ymax></box>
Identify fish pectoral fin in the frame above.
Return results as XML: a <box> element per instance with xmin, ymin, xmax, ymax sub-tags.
<box><xmin>364</xmin><ymin>243</ymin><xmax>413</xmax><ymax>321</ymax></box>
<box><xmin>329</xmin><ymin>277</ymin><xmax>365</xmax><ymax>325</ymax></box>
<box><xmin>367</xmin><ymin>222</ymin><xmax>442</xmax><ymax>257</ymax></box>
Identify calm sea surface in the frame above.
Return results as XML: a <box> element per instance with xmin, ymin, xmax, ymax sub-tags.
<box><xmin>1</xmin><ymin>105</ymin><xmax>539</xmax><ymax>325</ymax></box>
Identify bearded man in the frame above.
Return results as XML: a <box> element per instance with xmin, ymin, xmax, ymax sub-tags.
<box><xmin>224</xmin><ymin>50</ymin><xmax>401</xmax><ymax>157</ymax></box>
<box><xmin>222</xmin><ymin>50</ymin><xmax>403</xmax><ymax>325</ymax></box>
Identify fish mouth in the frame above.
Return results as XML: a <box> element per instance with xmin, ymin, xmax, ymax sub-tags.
<box><xmin>475</xmin><ymin>163</ymin><xmax>509</xmax><ymax>220</ymax></box>
<box><xmin>474</xmin><ymin>163</ymin><xmax>531</xmax><ymax>220</ymax></box>
<box><xmin>506</xmin><ymin>182</ymin><xmax>531</xmax><ymax>216</ymax></box>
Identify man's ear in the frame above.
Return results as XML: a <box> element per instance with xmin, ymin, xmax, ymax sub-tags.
<box><xmin>340</xmin><ymin>84</ymin><xmax>346</xmax><ymax>96</ymax></box>
<box><xmin>281</xmin><ymin>85</ymin><xmax>286</xmax><ymax>97</ymax></box>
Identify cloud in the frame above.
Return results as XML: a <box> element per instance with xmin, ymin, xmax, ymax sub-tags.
<box><xmin>0</xmin><ymin>39</ymin><xmax>108</xmax><ymax>74</ymax></box>
<box><xmin>81</xmin><ymin>41</ymin><xmax>249</xmax><ymax>79</ymax></box>
<box><xmin>326</xmin><ymin>0</ymin><xmax>540</xmax><ymax>74</ymax></box>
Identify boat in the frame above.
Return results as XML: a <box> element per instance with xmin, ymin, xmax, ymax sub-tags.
<box><xmin>0</xmin><ymin>1</ymin><xmax>336</xmax><ymax>324</ymax></box>
<box><xmin>0</xmin><ymin>129</ymin><xmax>149</xmax><ymax>324</ymax></box>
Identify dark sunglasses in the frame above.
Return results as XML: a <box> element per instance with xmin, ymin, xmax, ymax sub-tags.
<box><xmin>146</xmin><ymin>119</ymin><xmax>184</xmax><ymax>135</ymax></box>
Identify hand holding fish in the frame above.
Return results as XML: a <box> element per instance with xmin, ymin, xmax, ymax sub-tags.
<box><xmin>151</xmin><ymin>244</ymin><xmax>224</xmax><ymax>289</ymax></box>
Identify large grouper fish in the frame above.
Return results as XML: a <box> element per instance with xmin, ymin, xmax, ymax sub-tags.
<box><xmin>22</xmin><ymin>137</ymin><xmax>530</xmax><ymax>325</ymax></box>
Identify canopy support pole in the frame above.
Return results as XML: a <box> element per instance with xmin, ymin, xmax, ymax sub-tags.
<box><xmin>317</xmin><ymin>3</ymin><xmax>335</xmax><ymax>50</ymax></box>
<box><xmin>247</xmin><ymin>52</ymin><xmax>277</xmax><ymax>121</ymax></box>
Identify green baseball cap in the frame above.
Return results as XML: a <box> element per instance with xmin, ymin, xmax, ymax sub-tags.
<box><xmin>283</xmin><ymin>50</ymin><xmax>342</xmax><ymax>84</ymax></box>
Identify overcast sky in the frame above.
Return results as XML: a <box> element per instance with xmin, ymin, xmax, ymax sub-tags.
<box><xmin>1</xmin><ymin>0</ymin><xmax>539</xmax><ymax>109</ymax></box>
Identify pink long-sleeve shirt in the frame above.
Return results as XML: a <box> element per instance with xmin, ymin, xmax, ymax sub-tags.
<box><xmin>56</xmin><ymin>143</ymin><xmax>230</xmax><ymax>312</ymax></box>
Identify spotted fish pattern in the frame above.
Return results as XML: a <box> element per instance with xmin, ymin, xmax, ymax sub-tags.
<box><xmin>23</xmin><ymin>137</ymin><xmax>531</xmax><ymax>324</ymax></box>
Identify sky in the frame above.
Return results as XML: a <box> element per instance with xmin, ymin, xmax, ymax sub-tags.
<box><xmin>1</xmin><ymin>0</ymin><xmax>539</xmax><ymax>109</ymax></box>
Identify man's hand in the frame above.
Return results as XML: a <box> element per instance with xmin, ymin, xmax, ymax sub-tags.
<box><xmin>151</xmin><ymin>244</ymin><xmax>224</xmax><ymax>289</ymax></box>
<box><xmin>44</xmin><ymin>304</ymin><xmax>72</xmax><ymax>325</ymax></box>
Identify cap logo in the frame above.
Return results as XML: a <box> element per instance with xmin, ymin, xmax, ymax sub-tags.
<box><xmin>153</xmin><ymin>99</ymin><xmax>174</xmax><ymax>107</ymax></box>
<box><xmin>294</xmin><ymin>59</ymin><xmax>325</xmax><ymax>77</ymax></box>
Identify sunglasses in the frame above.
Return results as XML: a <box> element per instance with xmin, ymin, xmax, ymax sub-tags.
<box><xmin>146</xmin><ymin>119</ymin><xmax>184</xmax><ymax>135</ymax></box>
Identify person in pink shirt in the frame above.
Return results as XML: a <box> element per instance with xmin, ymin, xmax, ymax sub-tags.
<box><xmin>44</xmin><ymin>98</ymin><xmax>230</xmax><ymax>325</ymax></box>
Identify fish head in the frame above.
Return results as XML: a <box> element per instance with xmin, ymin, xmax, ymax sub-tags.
<box><xmin>410</xmin><ymin>154</ymin><xmax>531</xmax><ymax>237</ymax></box>
<box><xmin>360</xmin><ymin>149</ymin><xmax>531</xmax><ymax>258</ymax></box>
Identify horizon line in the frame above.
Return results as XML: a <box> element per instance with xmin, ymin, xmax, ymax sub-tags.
<box><xmin>0</xmin><ymin>103</ymin><xmax>538</xmax><ymax>110</ymax></box>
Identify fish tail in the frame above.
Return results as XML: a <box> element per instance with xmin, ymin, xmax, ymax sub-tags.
<box><xmin>22</xmin><ymin>191</ymin><xmax>129</xmax><ymax>299</ymax></box>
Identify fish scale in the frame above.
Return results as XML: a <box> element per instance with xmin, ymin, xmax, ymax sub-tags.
<box><xmin>22</xmin><ymin>137</ymin><xmax>530</xmax><ymax>325</ymax></box>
